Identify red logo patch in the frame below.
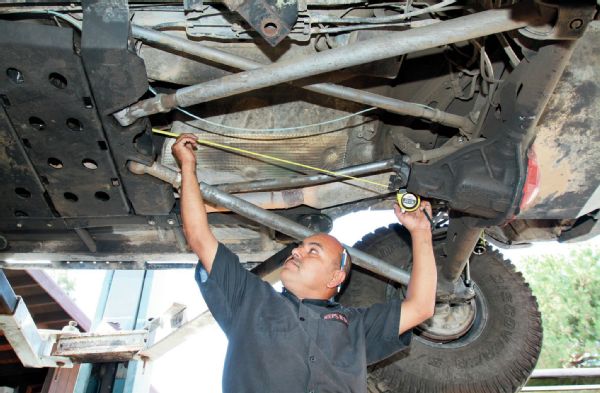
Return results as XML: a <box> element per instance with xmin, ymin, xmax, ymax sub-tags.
<box><xmin>323</xmin><ymin>312</ymin><xmax>349</xmax><ymax>327</ymax></box>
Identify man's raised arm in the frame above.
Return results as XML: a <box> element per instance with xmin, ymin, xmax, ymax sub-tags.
<box><xmin>172</xmin><ymin>134</ymin><xmax>218</xmax><ymax>272</ymax></box>
<box><xmin>395</xmin><ymin>201</ymin><xmax>437</xmax><ymax>335</ymax></box>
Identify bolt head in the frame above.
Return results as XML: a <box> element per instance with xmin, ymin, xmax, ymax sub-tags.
<box><xmin>569</xmin><ymin>19</ymin><xmax>584</xmax><ymax>30</ymax></box>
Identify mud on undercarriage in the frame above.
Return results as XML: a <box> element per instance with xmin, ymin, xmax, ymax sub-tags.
<box><xmin>0</xmin><ymin>1</ymin><xmax>599</xmax><ymax>392</ymax></box>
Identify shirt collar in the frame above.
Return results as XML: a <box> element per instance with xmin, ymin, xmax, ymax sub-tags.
<box><xmin>281</xmin><ymin>288</ymin><xmax>339</xmax><ymax>308</ymax></box>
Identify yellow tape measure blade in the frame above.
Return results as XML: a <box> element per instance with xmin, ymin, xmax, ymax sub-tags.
<box><xmin>152</xmin><ymin>128</ymin><xmax>389</xmax><ymax>190</ymax></box>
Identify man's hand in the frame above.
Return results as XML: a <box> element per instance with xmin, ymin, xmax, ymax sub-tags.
<box><xmin>393</xmin><ymin>200</ymin><xmax>432</xmax><ymax>234</ymax></box>
<box><xmin>172</xmin><ymin>133</ymin><xmax>198</xmax><ymax>169</ymax></box>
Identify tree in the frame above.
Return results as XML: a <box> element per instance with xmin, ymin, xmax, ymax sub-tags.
<box><xmin>54</xmin><ymin>271</ymin><xmax>76</xmax><ymax>300</ymax></box>
<box><xmin>516</xmin><ymin>247</ymin><xmax>600</xmax><ymax>369</ymax></box>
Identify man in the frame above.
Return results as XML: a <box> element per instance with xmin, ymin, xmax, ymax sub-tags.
<box><xmin>172</xmin><ymin>134</ymin><xmax>437</xmax><ymax>393</ymax></box>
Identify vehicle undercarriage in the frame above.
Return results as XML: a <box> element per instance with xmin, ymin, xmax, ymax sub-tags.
<box><xmin>0</xmin><ymin>0</ymin><xmax>599</xmax><ymax>392</ymax></box>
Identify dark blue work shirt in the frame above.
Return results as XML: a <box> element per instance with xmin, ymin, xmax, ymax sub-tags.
<box><xmin>196</xmin><ymin>243</ymin><xmax>412</xmax><ymax>393</ymax></box>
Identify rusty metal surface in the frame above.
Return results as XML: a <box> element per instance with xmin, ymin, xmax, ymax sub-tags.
<box><xmin>0</xmin><ymin>20</ymin><xmax>130</xmax><ymax>218</ymax></box>
<box><xmin>53</xmin><ymin>330</ymin><xmax>147</xmax><ymax>363</ymax></box>
<box><xmin>521</xmin><ymin>1</ymin><xmax>597</xmax><ymax>41</ymax></box>
<box><xmin>136</xmin><ymin>26</ymin><xmax>405</xmax><ymax>83</ymax></box>
<box><xmin>139</xmin><ymin>37</ymin><xmax>321</xmax><ymax>86</ymax></box>
<box><xmin>130</xmin><ymin>159</ymin><xmax>388</xmax><ymax>212</ymax></box>
<box><xmin>162</xmin><ymin>130</ymin><xmax>349</xmax><ymax>183</ymax></box>
<box><xmin>518</xmin><ymin>21</ymin><xmax>600</xmax><ymax>220</ymax></box>
<box><xmin>0</xmin><ymin>225</ymin><xmax>284</xmax><ymax>264</ymax></box>
<box><xmin>216</xmin><ymin>159</ymin><xmax>394</xmax><ymax>193</ymax></box>
<box><xmin>485</xmin><ymin>218</ymin><xmax>574</xmax><ymax>246</ymax></box>
<box><xmin>132</xmin><ymin>157</ymin><xmax>393</xmax><ymax>193</ymax></box>
<box><xmin>200</xmin><ymin>173</ymin><xmax>388</xmax><ymax>210</ymax></box>
<box><xmin>162</xmin><ymin>98</ymin><xmax>374</xmax><ymax>183</ymax></box>
<box><xmin>132</xmin><ymin>26</ymin><xmax>473</xmax><ymax>134</ymax></box>
<box><xmin>116</xmin><ymin>4</ymin><xmax>540</xmax><ymax>125</ymax></box>
<box><xmin>0</xmin><ymin>109</ymin><xmax>55</xmax><ymax>219</ymax></box>
<box><xmin>224</xmin><ymin>0</ymin><xmax>298</xmax><ymax>46</ymax></box>
<box><xmin>134</xmin><ymin>26</ymin><xmax>471</xmax><ymax>132</ymax></box>
<box><xmin>0</xmin><ymin>298</ymin><xmax>72</xmax><ymax>368</ymax></box>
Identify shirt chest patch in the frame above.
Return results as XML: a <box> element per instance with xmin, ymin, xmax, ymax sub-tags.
<box><xmin>322</xmin><ymin>312</ymin><xmax>349</xmax><ymax>327</ymax></box>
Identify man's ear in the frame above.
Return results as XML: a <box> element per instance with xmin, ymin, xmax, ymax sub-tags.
<box><xmin>326</xmin><ymin>270</ymin><xmax>347</xmax><ymax>289</ymax></box>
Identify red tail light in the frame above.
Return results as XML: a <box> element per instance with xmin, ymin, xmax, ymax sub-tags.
<box><xmin>520</xmin><ymin>147</ymin><xmax>541</xmax><ymax>212</ymax></box>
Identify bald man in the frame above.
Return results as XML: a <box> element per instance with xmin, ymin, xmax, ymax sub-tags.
<box><xmin>172</xmin><ymin>134</ymin><xmax>437</xmax><ymax>393</ymax></box>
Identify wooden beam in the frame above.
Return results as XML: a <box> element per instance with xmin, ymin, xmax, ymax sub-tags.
<box><xmin>26</xmin><ymin>270</ymin><xmax>91</xmax><ymax>331</ymax></box>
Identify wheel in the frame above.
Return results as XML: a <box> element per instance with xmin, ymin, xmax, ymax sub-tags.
<box><xmin>340</xmin><ymin>224</ymin><xmax>543</xmax><ymax>393</ymax></box>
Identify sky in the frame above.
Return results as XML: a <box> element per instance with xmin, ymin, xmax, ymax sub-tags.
<box><xmin>56</xmin><ymin>209</ymin><xmax>600</xmax><ymax>392</ymax></box>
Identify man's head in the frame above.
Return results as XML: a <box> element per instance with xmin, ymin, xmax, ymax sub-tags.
<box><xmin>280</xmin><ymin>233</ymin><xmax>352</xmax><ymax>300</ymax></box>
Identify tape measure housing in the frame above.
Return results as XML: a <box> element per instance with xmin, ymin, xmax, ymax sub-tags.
<box><xmin>397</xmin><ymin>192</ymin><xmax>420</xmax><ymax>212</ymax></box>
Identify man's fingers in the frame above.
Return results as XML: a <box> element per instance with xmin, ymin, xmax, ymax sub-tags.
<box><xmin>420</xmin><ymin>201</ymin><xmax>432</xmax><ymax>215</ymax></box>
<box><xmin>174</xmin><ymin>134</ymin><xmax>198</xmax><ymax>144</ymax></box>
<box><xmin>419</xmin><ymin>201</ymin><xmax>434</xmax><ymax>230</ymax></box>
<box><xmin>171</xmin><ymin>133</ymin><xmax>199</xmax><ymax>167</ymax></box>
<box><xmin>173</xmin><ymin>136</ymin><xmax>199</xmax><ymax>154</ymax></box>
<box><xmin>175</xmin><ymin>136</ymin><xmax>198</xmax><ymax>146</ymax></box>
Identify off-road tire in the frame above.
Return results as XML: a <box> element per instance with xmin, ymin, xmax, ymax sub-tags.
<box><xmin>340</xmin><ymin>224</ymin><xmax>543</xmax><ymax>393</ymax></box>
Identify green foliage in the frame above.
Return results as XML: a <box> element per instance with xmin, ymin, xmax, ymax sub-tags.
<box><xmin>516</xmin><ymin>247</ymin><xmax>600</xmax><ymax>369</ymax></box>
<box><xmin>55</xmin><ymin>271</ymin><xmax>76</xmax><ymax>299</ymax></box>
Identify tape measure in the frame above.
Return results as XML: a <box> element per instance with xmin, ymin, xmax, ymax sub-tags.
<box><xmin>152</xmin><ymin>128</ymin><xmax>390</xmax><ymax>190</ymax></box>
<box><xmin>152</xmin><ymin>129</ymin><xmax>430</xmax><ymax>218</ymax></box>
<box><xmin>396</xmin><ymin>191</ymin><xmax>421</xmax><ymax>212</ymax></box>
<box><xmin>396</xmin><ymin>191</ymin><xmax>435</xmax><ymax>231</ymax></box>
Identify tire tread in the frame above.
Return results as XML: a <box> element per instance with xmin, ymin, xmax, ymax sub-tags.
<box><xmin>348</xmin><ymin>225</ymin><xmax>543</xmax><ymax>393</ymax></box>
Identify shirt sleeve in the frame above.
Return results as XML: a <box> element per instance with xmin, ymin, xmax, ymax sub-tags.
<box><xmin>360</xmin><ymin>297</ymin><xmax>413</xmax><ymax>365</ymax></box>
<box><xmin>195</xmin><ymin>242</ymin><xmax>254</xmax><ymax>335</ymax></box>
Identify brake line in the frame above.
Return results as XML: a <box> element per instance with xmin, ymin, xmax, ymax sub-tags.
<box><xmin>152</xmin><ymin>128</ymin><xmax>391</xmax><ymax>191</ymax></box>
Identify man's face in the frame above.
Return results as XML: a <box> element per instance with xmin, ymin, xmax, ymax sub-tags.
<box><xmin>280</xmin><ymin>233</ymin><xmax>344</xmax><ymax>299</ymax></box>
